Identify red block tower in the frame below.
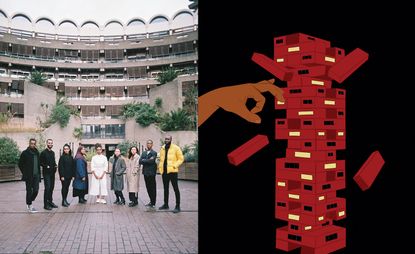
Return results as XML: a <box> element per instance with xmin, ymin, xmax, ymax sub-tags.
<box><xmin>252</xmin><ymin>33</ymin><xmax>368</xmax><ymax>253</ymax></box>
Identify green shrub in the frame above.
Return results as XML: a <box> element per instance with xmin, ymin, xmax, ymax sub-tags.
<box><xmin>117</xmin><ymin>140</ymin><xmax>139</xmax><ymax>157</ymax></box>
<box><xmin>73</xmin><ymin>127</ymin><xmax>83</xmax><ymax>140</ymax></box>
<box><xmin>155</xmin><ymin>97</ymin><xmax>163</xmax><ymax>108</ymax></box>
<box><xmin>122</xmin><ymin>102</ymin><xmax>160</xmax><ymax>127</ymax></box>
<box><xmin>0</xmin><ymin>137</ymin><xmax>20</xmax><ymax>165</ymax></box>
<box><xmin>29</xmin><ymin>70</ymin><xmax>47</xmax><ymax>86</ymax></box>
<box><xmin>156</xmin><ymin>67</ymin><xmax>178</xmax><ymax>85</ymax></box>
<box><xmin>160</xmin><ymin>108</ymin><xmax>194</xmax><ymax>131</ymax></box>
<box><xmin>49</xmin><ymin>98</ymin><xmax>72</xmax><ymax>128</ymax></box>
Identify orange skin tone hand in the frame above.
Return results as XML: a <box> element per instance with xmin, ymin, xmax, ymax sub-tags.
<box><xmin>198</xmin><ymin>79</ymin><xmax>284</xmax><ymax>127</ymax></box>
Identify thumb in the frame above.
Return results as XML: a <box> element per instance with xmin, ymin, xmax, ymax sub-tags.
<box><xmin>233</xmin><ymin>107</ymin><xmax>261</xmax><ymax>124</ymax></box>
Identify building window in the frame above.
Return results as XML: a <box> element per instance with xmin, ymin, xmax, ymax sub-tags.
<box><xmin>304</xmin><ymin>185</ymin><xmax>312</xmax><ymax>191</ymax></box>
<box><xmin>275</xmin><ymin>39</ymin><xmax>284</xmax><ymax>44</ymax></box>
<box><xmin>327</xmin><ymin>142</ymin><xmax>336</xmax><ymax>146</ymax></box>
<box><xmin>324</xmin><ymin>121</ymin><xmax>334</xmax><ymax>125</ymax></box>
<box><xmin>298</xmin><ymin>70</ymin><xmax>309</xmax><ymax>75</ymax></box>
<box><xmin>303</xmin><ymin>99</ymin><xmax>313</xmax><ymax>104</ymax></box>
<box><xmin>337</xmin><ymin>172</ymin><xmax>344</xmax><ymax>177</ymax></box>
<box><xmin>302</xmin><ymin>55</ymin><xmax>312</xmax><ymax>60</ymax></box>
<box><xmin>290</xmin><ymin>225</ymin><xmax>299</xmax><ymax>230</ymax></box>
<box><xmin>338</xmin><ymin>91</ymin><xmax>344</xmax><ymax>95</ymax></box>
<box><xmin>303</xmin><ymin>120</ymin><xmax>312</xmax><ymax>125</ymax></box>
<box><xmin>82</xmin><ymin>124</ymin><xmax>125</xmax><ymax>139</ymax></box>
<box><xmin>304</xmin><ymin>142</ymin><xmax>312</xmax><ymax>147</ymax></box>
<box><xmin>318</xmin><ymin>89</ymin><xmax>324</xmax><ymax>93</ymax></box>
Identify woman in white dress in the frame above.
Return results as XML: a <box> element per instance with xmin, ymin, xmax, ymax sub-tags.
<box><xmin>89</xmin><ymin>143</ymin><xmax>108</xmax><ymax>204</ymax></box>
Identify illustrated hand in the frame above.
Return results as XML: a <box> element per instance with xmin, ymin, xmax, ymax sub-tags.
<box><xmin>198</xmin><ymin>79</ymin><xmax>284</xmax><ymax>126</ymax></box>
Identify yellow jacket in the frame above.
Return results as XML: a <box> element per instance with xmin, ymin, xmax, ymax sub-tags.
<box><xmin>158</xmin><ymin>143</ymin><xmax>184</xmax><ymax>174</ymax></box>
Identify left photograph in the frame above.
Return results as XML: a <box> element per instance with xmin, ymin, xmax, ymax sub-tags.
<box><xmin>0</xmin><ymin>0</ymin><xmax>198</xmax><ymax>253</ymax></box>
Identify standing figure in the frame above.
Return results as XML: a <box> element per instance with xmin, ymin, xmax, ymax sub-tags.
<box><xmin>126</xmin><ymin>146</ymin><xmax>140</xmax><ymax>207</ymax></box>
<box><xmin>110</xmin><ymin>148</ymin><xmax>126</xmax><ymax>205</ymax></box>
<box><xmin>139</xmin><ymin>139</ymin><xmax>158</xmax><ymax>210</ymax></box>
<box><xmin>58</xmin><ymin>144</ymin><xmax>75</xmax><ymax>207</ymax></box>
<box><xmin>158</xmin><ymin>135</ymin><xmax>184</xmax><ymax>213</ymax></box>
<box><xmin>40</xmin><ymin>138</ymin><xmax>58</xmax><ymax>210</ymax></box>
<box><xmin>89</xmin><ymin>143</ymin><xmax>108</xmax><ymax>204</ymax></box>
<box><xmin>18</xmin><ymin>138</ymin><xmax>41</xmax><ymax>213</ymax></box>
<box><xmin>73</xmin><ymin>146</ymin><xmax>88</xmax><ymax>204</ymax></box>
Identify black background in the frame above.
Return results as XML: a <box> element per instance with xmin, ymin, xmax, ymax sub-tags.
<box><xmin>198</xmin><ymin>1</ymin><xmax>414</xmax><ymax>253</ymax></box>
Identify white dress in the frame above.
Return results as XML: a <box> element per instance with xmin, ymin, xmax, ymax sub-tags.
<box><xmin>89</xmin><ymin>154</ymin><xmax>108</xmax><ymax>196</ymax></box>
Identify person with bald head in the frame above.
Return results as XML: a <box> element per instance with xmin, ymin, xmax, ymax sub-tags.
<box><xmin>158</xmin><ymin>135</ymin><xmax>184</xmax><ymax>213</ymax></box>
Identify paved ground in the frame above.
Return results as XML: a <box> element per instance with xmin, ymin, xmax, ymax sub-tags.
<box><xmin>0</xmin><ymin>174</ymin><xmax>198</xmax><ymax>254</ymax></box>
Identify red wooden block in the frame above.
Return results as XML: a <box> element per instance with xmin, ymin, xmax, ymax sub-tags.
<box><xmin>282</xmin><ymin>87</ymin><xmax>327</xmax><ymax>98</ymax></box>
<box><xmin>274</xmin><ymin>41</ymin><xmax>329</xmax><ymax>57</ymax></box>
<box><xmin>277</xmin><ymin>225</ymin><xmax>345</xmax><ymax>248</ymax></box>
<box><xmin>276</xmin><ymin>239</ymin><xmax>300</xmax><ymax>252</ymax></box>
<box><xmin>314</xmin><ymin>119</ymin><xmax>345</xmax><ymax>129</ymax></box>
<box><xmin>294</xmin><ymin>65</ymin><xmax>329</xmax><ymax>77</ymax></box>
<box><xmin>274</xmin><ymin>33</ymin><xmax>331</xmax><ymax>47</ymax></box>
<box><xmin>287</xmin><ymin>76</ymin><xmax>332</xmax><ymax>88</ymax></box>
<box><xmin>227</xmin><ymin>134</ymin><xmax>269</xmax><ymax>166</ymax></box>
<box><xmin>252</xmin><ymin>52</ymin><xmax>293</xmax><ymax>81</ymax></box>
<box><xmin>276</xmin><ymin>128</ymin><xmax>317</xmax><ymax>140</ymax></box>
<box><xmin>328</xmin><ymin>48</ymin><xmax>368</xmax><ymax>83</ymax></box>
<box><xmin>301</xmin><ymin>178</ymin><xmax>345</xmax><ymax>194</ymax></box>
<box><xmin>353</xmin><ymin>150</ymin><xmax>385</xmax><ymax>191</ymax></box>
<box><xmin>285</xmin><ymin>148</ymin><xmax>337</xmax><ymax>160</ymax></box>
<box><xmin>300</xmin><ymin>237</ymin><xmax>345</xmax><ymax>254</ymax></box>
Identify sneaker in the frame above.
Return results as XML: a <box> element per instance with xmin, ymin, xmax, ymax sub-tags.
<box><xmin>158</xmin><ymin>204</ymin><xmax>169</xmax><ymax>210</ymax></box>
<box><xmin>145</xmin><ymin>202</ymin><xmax>152</xmax><ymax>207</ymax></box>
<box><xmin>100</xmin><ymin>199</ymin><xmax>107</xmax><ymax>204</ymax></box>
<box><xmin>96</xmin><ymin>198</ymin><xmax>101</xmax><ymax>203</ymax></box>
<box><xmin>172</xmin><ymin>206</ymin><xmax>181</xmax><ymax>213</ymax></box>
<box><xmin>29</xmin><ymin>206</ymin><xmax>38</xmax><ymax>213</ymax></box>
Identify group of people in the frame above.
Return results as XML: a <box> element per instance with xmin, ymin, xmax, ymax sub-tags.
<box><xmin>18</xmin><ymin>135</ymin><xmax>184</xmax><ymax>214</ymax></box>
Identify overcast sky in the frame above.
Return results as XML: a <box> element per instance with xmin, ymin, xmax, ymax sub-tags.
<box><xmin>0</xmin><ymin>0</ymin><xmax>190</xmax><ymax>25</ymax></box>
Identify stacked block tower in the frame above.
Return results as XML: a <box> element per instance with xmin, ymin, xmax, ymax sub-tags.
<box><xmin>252</xmin><ymin>33</ymin><xmax>368</xmax><ymax>253</ymax></box>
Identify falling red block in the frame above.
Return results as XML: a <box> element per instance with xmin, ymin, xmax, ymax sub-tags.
<box><xmin>353</xmin><ymin>151</ymin><xmax>385</xmax><ymax>191</ymax></box>
<box><xmin>228</xmin><ymin>134</ymin><xmax>269</xmax><ymax>166</ymax></box>
<box><xmin>328</xmin><ymin>48</ymin><xmax>368</xmax><ymax>83</ymax></box>
<box><xmin>252</xmin><ymin>52</ymin><xmax>294</xmax><ymax>81</ymax></box>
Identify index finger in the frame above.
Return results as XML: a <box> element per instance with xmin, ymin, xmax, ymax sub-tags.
<box><xmin>254</xmin><ymin>82</ymin><xmax>285</xmax><ymax>102</ymax></box>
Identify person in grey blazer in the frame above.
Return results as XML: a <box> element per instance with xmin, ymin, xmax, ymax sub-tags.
<box><xmin>110</xmin><ymin>148</ymin><xmax>126</xmax><ymax>205</ymax></box>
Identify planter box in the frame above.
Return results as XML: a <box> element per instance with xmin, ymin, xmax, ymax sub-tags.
<box><xmin>0</xmin><ymin>164</ymin><xmax>22</xmax><ymax>182</ymax></box>
<box><xmin>178</xmin><ymin>162</ymin><xmax>198</xmax><ymax>181</ymax></box>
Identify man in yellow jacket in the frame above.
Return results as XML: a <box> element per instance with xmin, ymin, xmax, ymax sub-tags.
<box><xmin>158</xmin><ymin>135</ymin><xmax>184</xmax><ymax>213</ymax></box>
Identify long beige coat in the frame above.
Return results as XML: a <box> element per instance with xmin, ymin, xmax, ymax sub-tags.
<box><xmin>126</xmin><ymin>153</ymin><xmax>140</xmax><ymax>193</ymax></box>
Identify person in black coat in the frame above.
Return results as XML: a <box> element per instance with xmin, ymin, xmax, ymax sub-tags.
<box><xmin>58</xmin><ymin>144</ymin><xmax>75</xmax><ymax>207</ymax></box>
<box><xmin>18</xmin><ymin>138</ymin><xmax>41</xmax><ymax>213</ymax></box>
<box><xmin>39</xmin><ymin>139</ymin><xmax>58</xmax><ymax>210</ymax></box>
<box><xmin>139</xmin><ymin>139</ymin><xmax>158</xmax><ymax>210</ymax></box>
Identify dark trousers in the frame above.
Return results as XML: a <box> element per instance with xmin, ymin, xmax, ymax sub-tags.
<box><xmin>129</xmin><ymin>192</ymin><xmax>138</xmax><ymax>203</ymax></box>
<box><xmin>43</xmin><ymin>173</ymin><xmax>55</xmax><ymax>206</ymax></box>
<box><xmin>144</xmin><ymin>175</ymin><xmax>157</xmax><ymax>205</ymax></box>
<box><xmin>61</xmin><ymin>178</ymin><xmax>71</xmax><ymax>201</ymax></box>
<box><xmin>25</xmin><ymin>175</ymin><xmax>40</xmax><ymax>205</ymax></box>
<box><xmin>162</xmin><ymin>172</ymin><xmax>180</xmax><ymax>206</ymax></box>
<box><xmin>115</xmin><ymin>191</ymin><xmax>125</xmax><ymax>201</ymax></box>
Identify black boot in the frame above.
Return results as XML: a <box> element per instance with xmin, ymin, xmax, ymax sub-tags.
<box><xmin>64</xmin><ymin>199</ymin><xmax>70</xmax><ymax>206</ymax></box>
<box><xmin>62</xmin><ymin>200</ymin><xmax>68</xmax><ymax>207</ymax></box>
<box><xmin>159</xmin><ymin>204</ymin><xmax>169</xmax><ymax>210</ymax></box>
<box><xmin>173</xmin><ymin>205</ymin><xmax>181</xmax><ymax>213</ymax></box>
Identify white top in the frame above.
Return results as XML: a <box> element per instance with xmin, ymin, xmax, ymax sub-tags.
<box><xmin>91</xmin><ymin>154</ymin><xmax>108</xmax><ymax>175</ymax></box>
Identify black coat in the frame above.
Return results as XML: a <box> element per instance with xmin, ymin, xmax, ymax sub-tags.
<box><xmin>139</xmin><ymin>150</ymin><xmax>157</xmax><ymax>176</ymax></box>
<box><xmin>40</xmin><ymin>149</ymin><xmax>57</xmax><ymax>175</ymax></box>
<box><xmin>18</xmin><ymin>147</ymin><xmax>41</xmax><ymax>182</ymax></box>
<box><xmin>58</xmin><ymin>154</ymin><xmax>75</xmax><ymax>179</ymax></box>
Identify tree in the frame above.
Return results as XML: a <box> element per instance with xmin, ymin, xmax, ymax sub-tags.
<box><xmin>117</xmin><ymin>140</ymin><xmax>139</xmax><ymax>157</ymax></box>
<box><xmin>160</xmin><ymin>108</ymin><xmax>194</xmax><ymax>131</ymax></box>
<box><xmin>49</xmin><ymin>97</ymin><xmax>72</xmax><ymax>128</ymax></box>
<box><xmin>29</xmin><ymin>70</ymin><xmax>47</xmax><ymax>86</ymax></box>
<box><xmin>73</xmin><ymin>127</ymin><xmax>83</xmax><ymax>140</ymax></box>
<box><xmin>0</xmin><ymin>137</ymin><xmax>20</xmax><ymax>165</ymax></box>
<box><xmin>156</xmin><ymin>67</ymin><xmax>178</xmax><ymax>85</ymax></box>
